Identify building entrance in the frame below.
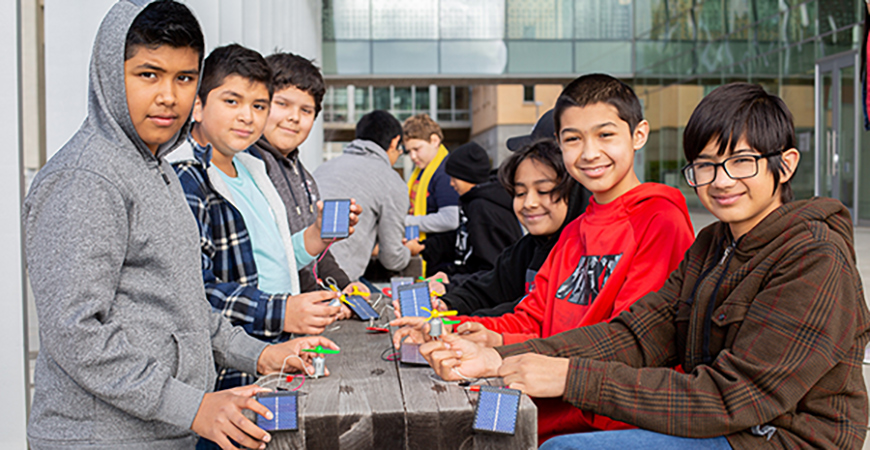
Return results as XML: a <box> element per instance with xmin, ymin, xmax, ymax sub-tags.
<box><xmin>816</xmin><ymin>50</ymin><xmax>860</xmax><ymax>223</ymax></box>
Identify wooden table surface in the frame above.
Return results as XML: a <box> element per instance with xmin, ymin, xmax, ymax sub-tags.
<box><xmin>247</xmin><ymin>301</ymin><xmax>537</xmax><ymax>449</ymax></box>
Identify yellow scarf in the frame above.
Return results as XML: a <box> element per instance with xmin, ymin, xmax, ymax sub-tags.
<box><xmin>407</xmin><ymin>145</ymin><xmax>449</xmax><ymax>275</ymax></box>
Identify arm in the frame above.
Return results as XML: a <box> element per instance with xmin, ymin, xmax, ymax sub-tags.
<box><xmin>442</xmin><ymin>239</ymin><xmax>527</xmax><ymax>315</ymax></box>
<box><xmin>406</xmin><ymin>205</ymin><xmax>459</xmax><ymax>233</ymax></box>
<box><xmin>377</xmin><ymin>188</ymin><xmax>412</xmax><ymax>271</ymax></box>
<box><xmin>176</xmin><ymin>165</ymin><xmax>288</xmax><ymax>339</ymax></box>
<box><xmin>24</xmin><ymin>171</ymin><xmax>203</xmax><ymax>428</ymax></box>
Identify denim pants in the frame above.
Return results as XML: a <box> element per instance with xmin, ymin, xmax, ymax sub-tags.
<box><xmin>540</xmin><ymin>429</ymin><xmax>733</xmax><ymax>450</ymax></box>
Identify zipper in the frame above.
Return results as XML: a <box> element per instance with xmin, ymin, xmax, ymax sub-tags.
<box><xmin>157</xmin><ymin>161</ymin><xmax>171</xmax><ymax>185</ymax></box>
<box><xmin>701</xmin><ymin>237</ymin><xmax>741</xmax><ymax>365</ymax></box>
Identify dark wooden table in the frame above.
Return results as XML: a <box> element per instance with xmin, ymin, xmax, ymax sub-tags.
<box><xmin>246</xmin><ymin>302</ymin><xmax>537</xmax><ymax>449</ymax></box>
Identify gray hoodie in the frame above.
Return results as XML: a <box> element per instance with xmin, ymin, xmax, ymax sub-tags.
<box><xmin>23</xmin><ymin>2</ymin><xmax>267</xmax><ymax>448</ymax></box>
<box><xmin>313</xmin><ymin>139</ymin><xmax>411</xmax><ymax>279</ymax></box>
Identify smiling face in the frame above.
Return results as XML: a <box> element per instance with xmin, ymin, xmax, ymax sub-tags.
<box><xmin>406</xmin><ymin>135</ymin><xmax>441</xmax><ymax>169</ymax></box>
<box><xmin>694</xmin><ymin>136</ymin><xmax>799</xmax><ymax>238</ymax></box>
<box><xmin>558</xmin><ymin>103</ymin><xmax>648</xmax><ymax>204</ymax></box>
<box><xmin>513</xmin><ymin>158</ymin><xmax>569</xmax><ymax>236</ymax></box>
<box><xmin>124</xmin><ymin>45</ymin><xmax>200</xmax><ymax>154</ymax></box>
<box><xmin>192</xmin><ymin>74</ymin><xmax>270</xmax><ymax>159</ymax></box>
<box><xmin>262</xmin><ymin>85</ymin><xmax>317</xmax><ymax>156</ymax></box>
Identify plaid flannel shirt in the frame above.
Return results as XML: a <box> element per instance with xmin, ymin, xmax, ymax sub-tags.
<box><xmin>172</xmin><ymin>139</ymin><xmax>292</xmax><ymax>390</ymax></box>
<box><xmin>498</xmin><ymin>198</ymin><xmax>870</xmax><ymax>449</ymax></box>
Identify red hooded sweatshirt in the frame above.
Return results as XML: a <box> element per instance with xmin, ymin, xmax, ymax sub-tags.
<box><xmin>458</xmin><ymin>183</ymin><xmax>695</xmax><ymax>443</ymax></box>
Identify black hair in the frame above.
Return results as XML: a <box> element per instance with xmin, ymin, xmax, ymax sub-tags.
<box><xmin>554</xmin><ymin>73</ymin><xmax>643</xmax><ymax>135</ymax></box>
<box><xmin>197</xmin><ymin>44</ymin><xmax>273</xmax><ymax>105</ymax></box>
<box><xmin>498</xmin><ymin>138</ymin><xmax>572</xmax><ymax>203</ymax></box>
<box><xmin>265</xmin><ymin>52</ymin><xmax>326</xmax><ymax>117</ymax></box>
<box><xmin>124</xmin><ymin>0</ymin><xmax>205</xmax><ymax>64</ymax></box>
<box><xmin>356</xmin><ymin>110</ymin><xmax>403</xmax><ymax>152</ymax></box>
<box><xmin>683</xmin><ymin>82</ymin><xmax>796</xmax><ymax>203</ymax></box>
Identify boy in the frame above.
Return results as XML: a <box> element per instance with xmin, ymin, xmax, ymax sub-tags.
<box><xmin>23</xmin><ymin>2</ymin><xmax>335</xmax><ymax>449</ymax></box>
<box><xmin>423</xmin><ymin>83</ymin><xmax>870</xmax><ymax>449</ymax></box>
<box><xmin>395</xmin><ymin>74</ymin><xmax>695</xmax><ymax>442</ymax></box>
<box><xmin>441</xmin><ymin>141</ymin><xmax>522</xmax><ymax>283</ymax></box>
<box><xmin>314</xmin><ymin>110</ymin><xmax>419</xmax><ymax>280</ymax></box>
<box><xmin>168</xmin><ymin>44</ymin><xmax>357</xmax><ymax>391</ymax></box>
<box><xmin>247</xmin><ymin>52</ymin><xmax>361</xmax><ymax>294</ymax></box>
<box><xmin>403</xmin><ymin>114</ymin><xmax>460</xmax><ymax>275</ymax></box>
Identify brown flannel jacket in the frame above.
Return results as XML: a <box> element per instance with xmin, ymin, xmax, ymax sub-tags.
<box><xmin>498</xmin><ymin>198</ymin><xmax>870</xmax><ymax>449</ymax></box>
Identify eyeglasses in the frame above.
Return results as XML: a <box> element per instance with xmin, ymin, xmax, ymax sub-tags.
<box><xmin>399</xmin><ymin>143</ymin><xmax>408</xmax><ymax>155</ymax></box>
<box><xmin>681</xmin><ymin>150</ymin><xmax>782</xmax><ymax>187</ymax></box>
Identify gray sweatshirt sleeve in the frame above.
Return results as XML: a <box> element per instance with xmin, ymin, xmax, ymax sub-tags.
<box><xmin>405</xmin><ymin>205</ymin><xmax>460</xmax><ymax>233</ymax></box>
<box><xmin>377</xmin><ymin>185</ymin><xmax>412</xmax><ymax>271</ymax></box>
<box><xmin>24</xmin><ymin>171</ymin><xmax>205</xmax><ymax>429</ymax></box>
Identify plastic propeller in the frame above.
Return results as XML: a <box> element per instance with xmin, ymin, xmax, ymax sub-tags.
<box><xmin>421</xmin><ymin>307</ymin><xmax>458</xmax><ymax>321</ymax></box>
<box><xmin>301</xmin><ymin>345</ymin><xmax>340</xmax><ymax>355</ymax></box>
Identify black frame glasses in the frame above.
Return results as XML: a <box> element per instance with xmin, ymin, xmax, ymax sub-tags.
<box><xmin>681</xmin><ymin>149</ymin><xmax>783</xmax><ymax>187</ymax></box>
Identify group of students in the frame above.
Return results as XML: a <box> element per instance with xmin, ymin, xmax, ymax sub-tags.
<box><xmin>21</xmin><ymin>1</ymin><xmax>870</xmax><ymax>449</ymax></box>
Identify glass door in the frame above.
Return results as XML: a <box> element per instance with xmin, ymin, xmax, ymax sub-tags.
<box><xmin>816</xmin><ymin>51</ymin><xmax>860</xmax><ymax>222</ymax></box>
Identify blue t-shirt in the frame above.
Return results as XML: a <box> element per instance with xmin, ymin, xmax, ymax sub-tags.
<box><xmin>216</xmin><ymin>160</ymin><xmax>296</xmax><ymax>294</ymax></box>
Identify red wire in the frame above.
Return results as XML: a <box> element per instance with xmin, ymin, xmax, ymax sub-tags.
<box><xmin>312</xmin><ymin>238</ymin><xmax>337</xmax><ymax>282</ymax></box>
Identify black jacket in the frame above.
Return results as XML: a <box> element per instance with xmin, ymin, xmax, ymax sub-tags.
<box><xmin>435</xmin><ymin>179</ymin><xmax>522</xmax><ymax>283</ymax></box>
<box><xmin>442</xmin><ymin>181</ymin><xmax>590</xmax><ymax>316</ymax></box>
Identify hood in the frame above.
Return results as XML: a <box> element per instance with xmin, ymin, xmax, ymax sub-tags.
<box><xmin>342</xmin><ymin>139</ymin><xmax>392</xmax><ymax>166</ymax></box>
<box><xmin>461</xmin><ymin>177</ymin><xmax>513</xmax><ymax>211</ymax></box>
<box><xmin>253</xmin><ymin>135</ymin><xmax>299</xmax><ymax>163</ymax></box>
<box><xmin>87</xmin><ymin>0</ymin><xmax>195</xmax><ymax>161</ymax></box>
<box><xmin>585</xmin><ymin>183</ymin><xmax>692</xmax><ymax>230</ymax></box>
<box><xmin>726</xmin><ymin>197</ymin><xmax>855</xmax><ymax>261</ymax></box>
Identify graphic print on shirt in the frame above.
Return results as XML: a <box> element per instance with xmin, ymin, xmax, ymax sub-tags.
<box><xmin>555</xmin><ymin>254</ymin><xmax>622</xmax><ymax>305</ymax></box>
<box><xmin>524</xmin><ymin>268</ymin><xmax>537</xmax><ymax>295</ymax></box>
<box><xmin>454</xmin><ymin>209</ymin><xmax>470</xmax><ymax>265</ymax></box>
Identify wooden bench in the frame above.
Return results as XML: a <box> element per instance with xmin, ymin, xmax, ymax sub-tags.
<box><xmin>245</xmin><ymin>306</ymin><xmax>536</xmax><ymax>449</ymax></box>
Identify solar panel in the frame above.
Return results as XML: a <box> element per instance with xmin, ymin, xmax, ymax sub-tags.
<box><xmin>344</xmin><ymin>294</ymin><xmax>380</xmax><ymax>321</ymax></box>
<box><xmin>256</xmin><ymin>391</ymin><xmax>299</xmax><ymax>432</ymax></box>
<box><xmin>397</xmin><ymin>282</ymin><xmax>430</xmax><ymax>318</ymax></box>
<box><xmin>320</xmin><ymin>199</ymin><xmax>351</xmax><ymax>239</ymax></box>
<box><xmin>399</xmin><ymin>342</ymin><xmax>429</xmax><ymax>365</ymax></box>
<box><xmin>390</xmin><ymin>277</ymin><xmax>413</xmax><ymax>299</ymax></box>
<box><xmin>405</xmin><ymin>225</ymin><xmax>420</xmax><ymax>241</ymax></box>
<box><xmin>473</xmin><ymin>386</ymin><xmax>521</xmax><ymax>435</ymax></box>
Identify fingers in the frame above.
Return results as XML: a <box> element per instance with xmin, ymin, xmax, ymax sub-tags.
<box><xmin>455</xmin><ymin>322</ymin><xmax>481</xmax><ymax>334</ymax></box>
<box><xmin>391</xmin><ymin>325</ymin><xmax>428</xmax><ymax>349</ymax></box>
<box><xmin>391</xmin><ymin>299</ymin><xmax>402</xmax><ymax>317</ymax></box>
<box><xmin>389</xmin><ymin>316</ymin><xmax>427</xmax><ymax>328</ymax></box>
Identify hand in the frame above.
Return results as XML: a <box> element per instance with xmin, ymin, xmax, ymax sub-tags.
<box><xmin>456</xmin><ymin>322</ymin><xmax>503</xmax><ymax>347</ymax></box>
<box><xmin>283</xmin><ymin>290</ymin><xmax>341</xmax><ymax>335</ymax></box>
<box><xmin>391</xmin><ymin>296</ymin><xmax>448</xmax><ymax>318</ymax></box>
<box><xmin>305</xmin><ymin>199</ymin><xmax>363</xmax><ymax>255</ymax></box>
<box><xmin>336</xmin><ymin>282</ymin><xmax>370</xmax><ymax>320</ymax></box>
<box><xmin>389</xmin><ymin>316</ymin><xmax>432</xmax><ymax>349</ymax></box>
<box><xmin>402</xmin><ymin>238</ymin><xmax>425</xmax><ymax>256</ymax></box>
<box><xmin>371</xmin><ymin>243</ymin><xmax>380</xmax><ymax>258</ymax></box>
<box><xmin>257</xmin><ymin>335</ymin><xmax>341</xmax><ymax>376</ymax></box>
<box><xmin>419</xmin><ymin>333</ymin><xmax>502</xmax><ymax>381</ymax></box>
<box><xmin>427</xmin><ymin>271</ymin><xmax>450</xmax><ymax>284</ymax></box>
<box><xmin>190</xmin><ymin>385</ymin><xmax>273</xmax><ymax>450</ymax></box>
<box><xmin>498</xmin><ymin>353</ymin><xmax>569</xmax><ymax>398</ymax></box>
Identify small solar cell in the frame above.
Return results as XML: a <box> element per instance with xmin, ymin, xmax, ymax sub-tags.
<box><xmin>256</xmin><ymin>391</ymin><xmax>298</xmax><ymax>432</ymax></box>
<box><xmin>405</xmin><ymin>225</ymin><xmax>420</xmax><ymax>241</ymax></box>
<box><xmin>472</xmin><ymin>386</ymin><xmax>521</xmax><ymax>435</ymax></box>
<box><xmin>320</xmin><ymin>199</ymin><xmax>351</xmax><ymax>239</ymax></box>
<box><xmin>344</xmin><ymin>295</ymin><xmax>379</xmax><ymax>321</ymax></box>
<box><xmin>397</xmin><ymin>282</ymin><xmax>430</xmax><ymax>318</ymax></box>
<box><xmin>390</xmin><ymin>277</ymin><xmax>413</xmax><ymax>299</ymax></box>
<box><xmin>400</xmin><ymin>343</ymin><xmax>429</xmax><ymax>365</ymax></box>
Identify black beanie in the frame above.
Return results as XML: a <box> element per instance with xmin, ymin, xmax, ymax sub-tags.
<box><xmin>445</xmin><ymin>142</ymin><xmax>490</xmax><ymax>184</ymax></box>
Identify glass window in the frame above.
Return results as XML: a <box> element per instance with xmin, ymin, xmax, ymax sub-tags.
<box><xmin>414</xmin><ymin>86</ymin><xmax>430</xmax><ymax>114</ymax></box>
<box><xmin>393</xmin><ymin>87</ymin><xmax>412</xmax><ymax>118</ymax></box>
<box><xmin>373</xmin><ymin>87</ymin><xmax>391</xmax><ymax>111</ymax></box>
<box><xmin>574</xmin><ymin>0</ymin><xmax>632</xmax><ymax>40</ymax></box>
<box><xmin>454</xmin><ymin>87</ymin><xmax>470</xmax><ymax>121</ymax></box>
<box><xmin>323</xmin><ymin>0</ymin><xmax>371</xmax><ymax>40</ymax></box>
<box><xmin>507</xmin><ymin>41</ymin><xmax>574</xmax><ymax>74</ymax></box>
<box><xmin>331</xmin><ymin>87</ymin><xmax>348</xmax><ymax>123</ymax></box>
<box><xmin>523</xmin><ymin>85</ymin><xmax>534</xmax><ymax>102</ymax></box>
<box><xmin>440</xmin><ymin>0</ymin><xmax>504</xmax><ymax>39</ymax></box>
<box><xmin>371</xmin><ymin>0</ymin><xmax>438</xmax><ymax>40</ymax></box>
<box><xmin>354</xmin><ymin>86</ymin><xmax>371</xmax><ymax>121</ymax></box>
<box><xmin>506</xmin><ymin>0</ymin><xmax>573</xmax><ymax>39</ymax></box>
<box><xmin>440</xmin><ymin>40</ymin><xmax>508</xmax><ymax>74</ymax></box>
<box><xmin>372</xmin><ymin>41</ymin><xmax>439</xmax><ymax>74</ymax></box>
<box><xmin>575</xmin><ymin>41</ymin><xmax>632</xmax><ymax>75</ymax></box>
<box><xmin>322</xmin><ymin>42</ymin><xmax>371</xmax><ymax>75</ymax></box>
<box><xmin>437</xmin><ymin>86</ymin><xmax>453</xmax><ymax>122</ymax></box>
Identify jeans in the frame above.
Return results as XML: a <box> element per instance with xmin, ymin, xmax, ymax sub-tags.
<box><xmin>540</xmin><ymin>429</ymin><xmax>733</xmax><ymax>450</ymax></box>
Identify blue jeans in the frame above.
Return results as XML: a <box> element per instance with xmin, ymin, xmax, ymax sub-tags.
<box><xmin>540</xmin><ymin>429</ymin><xmax>733</xmax><ymax>450</ymax></box>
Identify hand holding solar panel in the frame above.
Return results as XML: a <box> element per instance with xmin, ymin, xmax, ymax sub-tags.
<box><xmin>396</xmin><ymin>282</ymin><xmax>432</xmax><ymax>318</ymax></box>
<box><xmin>256</xmin><ymin>391</ymin><xmax>299</xmax><ymax>432</ymax></box>
<box><xmin>320</xmin><ymin>199</ymin><xmax>351</xmax><ymax>239</ymax></box>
